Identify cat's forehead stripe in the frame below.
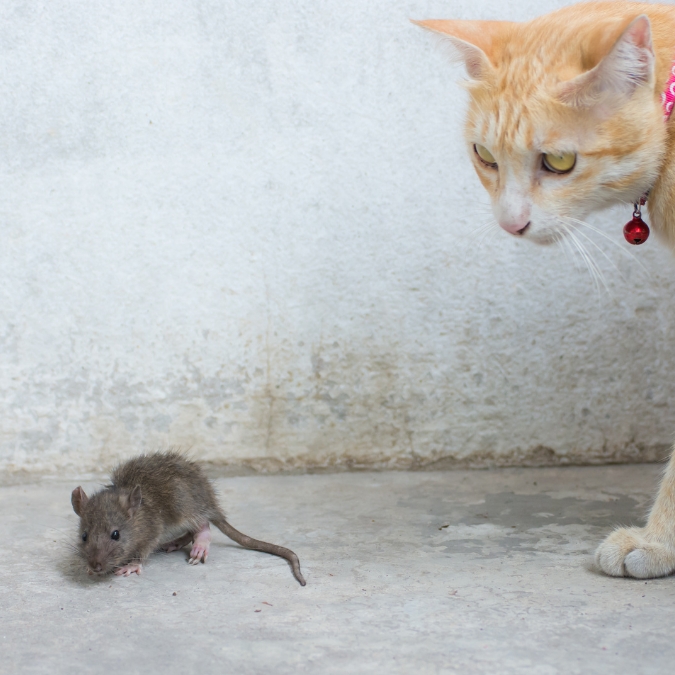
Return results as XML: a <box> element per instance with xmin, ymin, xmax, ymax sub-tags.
<box><xmin>472</xmin><ymin>103</ymin><xmax>538</xmax><ymax>151</ymax></box>
<box><xmin>470</xmin><ymin>95</ymin><xmax>596</xmax><ymax>154</ymax></box>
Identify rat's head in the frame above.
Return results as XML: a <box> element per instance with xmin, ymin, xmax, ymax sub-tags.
<box><xmin>71</xmin><ymin>485</ymin><xmax>142</xmax><ymax>576</ymax></box>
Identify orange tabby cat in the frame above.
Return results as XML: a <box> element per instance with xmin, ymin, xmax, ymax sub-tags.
<box><xmin>416</xmin><ymin>1</ymin><xmax>675</xmax><ymax>579</ymax></box>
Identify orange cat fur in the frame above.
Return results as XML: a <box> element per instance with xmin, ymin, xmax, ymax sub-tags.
<box><xmin>416</xmin><ymin>2</ymin><xmax>675</xmax><ymax>579</ymax></box>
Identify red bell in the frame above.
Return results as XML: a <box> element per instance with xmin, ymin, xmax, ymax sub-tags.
<box><xmin>623</xmin><ymin>214</ymin><xmax>650</xmax><ymax>245</ymax></box>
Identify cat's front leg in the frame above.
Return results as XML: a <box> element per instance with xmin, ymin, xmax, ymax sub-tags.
<box><xmin>596</xmin><ymin>448</ymin><xmax>675</xmax><ymax>578</ymax></box>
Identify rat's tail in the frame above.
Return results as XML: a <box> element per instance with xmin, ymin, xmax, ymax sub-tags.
<box><xmin>211</xmin><ymin>514</ymin><xmax>306</xmax><ymax>586</ymax></box>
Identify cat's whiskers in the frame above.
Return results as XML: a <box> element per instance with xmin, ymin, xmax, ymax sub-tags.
<box><xmin>472</xmin><ymin>218</ymin><xmax>495</xmax><ymax>232</ymax></box>
<box><xmin>573</xmin><ymin>234</ymin><xmax>609</xmax><ymax>296</ymax></box>
<box><xmin>556</xmin><ymin>219</ymin><xmax>609</xmax><ymax>294</ymax></box>
<box><xmin>558</xmin><ymin>216</ymin><xmax>624</xmax><ymax>279</ymax></box>
<box><xmin>556</xmin><ymin>221</ymin><xmax>595</xmax><ymax>284</ymax></box>
<box><xmin>476</xmin><ymin>229</ymin><xmax>500</xmax><ymax>249</ymax></box>
<box><xmin>473</xmin><ymin>218</ymin><xmax>498</xmax><ymax>247</ymax></box>
<box><xmin>562</xmin><ymin>215</ymin><xmax>650</xmax><ymax>277</ymax></box>
<box><xmin>564</xmin><ymin>224</ymin><xmax>609</xmax><ymax>293</ymax></box>
<box><xmin>554</xmin><ymin>229</ymin><xmax>578</xmax><ymax>270</ymax></box>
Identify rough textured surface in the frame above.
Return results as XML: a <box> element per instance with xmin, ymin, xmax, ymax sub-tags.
<box><xmin>2</xmin><ymin>0</ymin><xmax>675</xmax><ymax>475</ymax></box>
<box><xmin>3</xmin><ymin>465</ymin><xmax>675</xmax><ymax>674</ymax></box>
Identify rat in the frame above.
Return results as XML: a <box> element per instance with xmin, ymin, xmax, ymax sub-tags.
<box><xmin>71</xmin><ymin>451</ymin><xmax>306</xmax><ymax>585</ymax></box>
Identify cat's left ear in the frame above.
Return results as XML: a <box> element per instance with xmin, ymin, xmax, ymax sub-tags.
<box><xmin>412</xmin><ymin>19</ymin><xmax>515</xmax><ymax>80</ymax></box>
<box><xmin>557</xmin><ymin>15</ymin><xmax>654</xmax><ymax>112</ymax></box>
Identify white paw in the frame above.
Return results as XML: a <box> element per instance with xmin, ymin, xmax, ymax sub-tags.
<box><xmin>596</xmin><ymin>527</ymin><xmax>675</xmax><ymax>579</ymax></box>
<box><xmin>595</xmin><ymin>537</ymin><xmax>629</xmax><ymax>577</ymax></box>
<box><xmin>624</xmin><ymin>549</ymin><xmax>653</xmax><ymax>579</ymax></box>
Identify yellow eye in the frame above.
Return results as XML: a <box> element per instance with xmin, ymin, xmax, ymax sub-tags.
<box><xmin>474</xmin><ymin>144</ymin><xmax>497</xmax><ymax>167</ymax></box>
<box><xmin>542</xmin><ymin>152</ymin><xmax>576</xmax><ymax>174</ymax></box>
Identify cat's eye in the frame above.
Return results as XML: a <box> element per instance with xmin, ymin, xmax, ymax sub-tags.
<box><xmin>111</xmin><ymin>530</ymin><xmax>120</xmax><ymax>541</ymax></box>
<box><xmin>542</xmin><ymin>152</ymin><xmax>576</xmax><ymax>174</ymax></box>
<box><xmin>474</xmin><ymin>144</ymin><xmax>497</xmax><ymax>168</ymax></box>
<box><xmin>82</xmin><ymin>532</ymin><xmax>87</xmax><ymax>542</ymax></box>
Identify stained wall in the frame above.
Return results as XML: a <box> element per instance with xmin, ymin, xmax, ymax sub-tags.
<box><xmin>2</xmin><ymin>0</ymin><xmax>674</xmax><ymax>474</ymax></box>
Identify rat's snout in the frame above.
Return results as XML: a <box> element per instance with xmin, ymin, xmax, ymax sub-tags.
<box><xmin>87</xmin><ymin>559</ymin><xmax>105</xmax><ymax>575</ymax></box>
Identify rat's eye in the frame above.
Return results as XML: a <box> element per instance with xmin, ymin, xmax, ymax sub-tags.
<box><xmin>542</xmin><ymin>152</ymin><xmax>576</xmax><ymax>174</ymax></box>
<box><xmin>474</xmin><ymin>144</ymin><xmax>498</xmax><ymax>168</ymax></box>
<box><xmin>82</xmin><ymin>532</ymin><xmax>87</xmax><ymax>542</ymax></box>
<box><xmin>111</xmin><ymin>530</ymin><xmax>120</xmax><ymax>541</ymax></box>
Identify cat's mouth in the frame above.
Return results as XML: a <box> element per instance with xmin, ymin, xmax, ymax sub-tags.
<box><xmin>509</xmin><ymin>223</ymin><xmax>561</xmax><ymax>246</ymax></box>
<box><xmin>496</xmin><ymin>211</ymin><xmax>579</xmax><ymax>246</ymax></box>
<box><xmin>500</xmin><ymin>220</ymin><xmax>557</xmax><ymax>245</ymax></box>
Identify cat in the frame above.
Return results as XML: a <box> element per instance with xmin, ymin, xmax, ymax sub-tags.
<box><xmin>416</xmin><ymin>1</ymin><xmax>675</xmax><ymax>579</ymax></box>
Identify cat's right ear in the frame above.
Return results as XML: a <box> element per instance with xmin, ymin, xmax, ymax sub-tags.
<box><xmin>556</xmin><ymin>15</ymin><xmax>654</xmax><ymax>112</ymax></box>
<box><xmin>412</xmin><ymin>20</ymin><xmax>513</xmax><ymax>80</ymax></box>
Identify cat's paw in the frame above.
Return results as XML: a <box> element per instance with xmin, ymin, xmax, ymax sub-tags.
<box><xmin>595</xmin><ymin>527</ymin><xmax>675</xmax><ymax>578</ymax></box>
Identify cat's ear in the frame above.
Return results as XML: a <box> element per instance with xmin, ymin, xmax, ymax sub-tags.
<box><xmin>413</xmin><ymin>20</ymin><xmax>514</xmax><ymax>80</ymax></box>
<box><xmin>557</xmin><ymin>15</ymin><xmax>654</xmax><ymax>111</ymax></box>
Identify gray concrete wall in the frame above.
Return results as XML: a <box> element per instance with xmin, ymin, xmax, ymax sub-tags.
<box><xmin>2</xmin><ymin>0</ymin><xmax>675</xmax><ymax>475</ymax></box>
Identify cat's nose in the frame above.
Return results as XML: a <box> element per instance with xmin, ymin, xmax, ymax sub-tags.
<box><xmin>499</xmin><ymin>221</ymin><xmax>530</xmax><ymax>236</ymax></box>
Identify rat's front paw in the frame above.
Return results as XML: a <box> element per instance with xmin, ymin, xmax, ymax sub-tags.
<box><xmin>115</xmin><ymin>563</ymin><xmax>143</xmax><ymax>577</ymax></box>
<box><xmin>595</xmin><ymin>527</ymin><xmax>675</xmax><ymax>578</ymax></box>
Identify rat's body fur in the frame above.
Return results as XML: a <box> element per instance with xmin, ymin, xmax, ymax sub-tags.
<box><xmin>71</xmin><ymin>451</ymin><xmax>306</xmax><ymax>585</ymax></box>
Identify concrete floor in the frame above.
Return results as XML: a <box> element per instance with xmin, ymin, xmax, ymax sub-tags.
<box><xmin>2</xmin><ymin>465</ymin><xmax>674</xmax><ymax>675</ymax></box>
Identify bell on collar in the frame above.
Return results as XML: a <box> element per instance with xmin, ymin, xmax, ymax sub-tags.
<box><xmin>623</xmin><ymin>202</ymin><xmax>650</xmax><ymax>245</ymax></box>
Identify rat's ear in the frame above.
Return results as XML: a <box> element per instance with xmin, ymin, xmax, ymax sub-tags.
<box><xmin>71</xmin><ymin>486</ymin><xmax>88</xmax><ymax>517</ymax></box>
<box><xmin>412</xmin><ymin>19</ymin><xmax>515</xmax><ymax>80</ymax></box>
<box><xmin>128</xmin><ymin>485</ymin><xmax>142</xmax><ymax>517</ymax></box>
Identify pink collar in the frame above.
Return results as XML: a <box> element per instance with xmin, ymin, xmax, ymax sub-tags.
<box><xmin>661</xmin><ymin>62</ymin><xmax>675</xmax><ymax>118</ymax></box>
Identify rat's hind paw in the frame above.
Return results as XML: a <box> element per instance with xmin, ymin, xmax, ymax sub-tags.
<box><xmin>188</xmin><ymin>523</ymin><xmax>211</xmax><ymax>565</ymax></box>
<box><xmin>595</xmin><ymin>527</ymin><xmax>675</xmax><ymax>578</ymax></box>
<box><xmin>188</xmin><ymin>543</ymin><xmax>208</xmax><ymax>565</ymax></box>
<box><xmin>115</xmin><ymin>563</ymin><xmax>143</xmax><ymax>577</ymax></box>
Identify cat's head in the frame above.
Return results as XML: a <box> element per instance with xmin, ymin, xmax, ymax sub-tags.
<box><xmin>416</xmin><ymin>8</ymin><xmax>667</xmax><ymax>244</ymax></box>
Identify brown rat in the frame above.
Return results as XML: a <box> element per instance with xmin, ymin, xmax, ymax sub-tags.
<box><xmin>71</xmin><ymin>451</ymin><xmax>306</xmax><ymax>585</ymax></box>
